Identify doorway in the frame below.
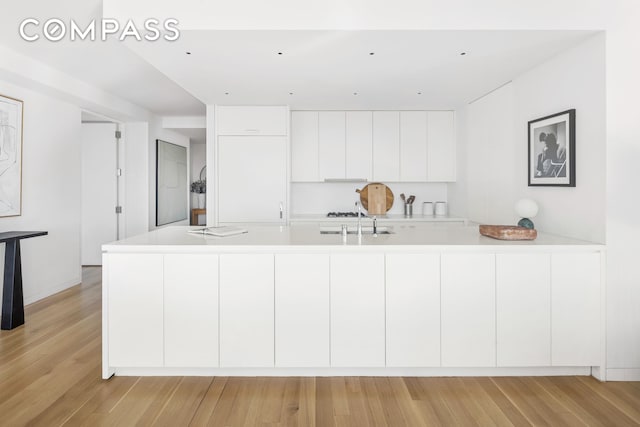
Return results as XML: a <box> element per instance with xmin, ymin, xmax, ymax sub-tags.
<box><xmin>80</xmin><ymin>112</ymin><xmax>123</xmax><ymax>266</ymax></box>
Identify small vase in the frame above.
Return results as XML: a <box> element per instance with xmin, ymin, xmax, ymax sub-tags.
<box><xmin>197</xmin><ymin>193</ymin><xmax>205</xmax><ymax>209</ymax></box>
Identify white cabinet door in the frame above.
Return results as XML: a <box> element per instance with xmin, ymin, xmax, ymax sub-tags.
<box><xmin>400</xmin><ymin>111</ymin><xmax>428</xmax><ymax>182</ymax></box>
<box><xmin>496</xmin><ymin>254</ymin><xmax>551</xmax><ymax>367</ymax></box>
<box><xmin>346</xmin><ymin>111</ymin><xmax>373</xmax><ymax>181</ymax></box>
<box><xmin>386</xmin><ymin>253</ymin><xmax>440</xmax><ymax>367</ymax></box>
<box><xmin>441</xmin><ymin>253</ymin><xmax>496</xmax><ymax>367</ymax></box>
<box><xmin>291</xmin><ymin>111</ymin><xmax>319</xmax><ymax>182</ymax></box>
<box><xmin>373</xmin><ymin>111</ymin><xmax>400</xmax><ymax>182</ymax></box>
<box><xmin>330</xmin><ymin>254</ymin><xmax>385</xmax><ymax>367</ymax></box>
<box><xmin>218</xmin><ymin>136</ymin><xmax>287</xmax><ymax>223</ymax></box>
<box><xmin>164</xmin><ymin>254</ymin><xmax>219</xmax><ymax>367</ymax></box>
<box><xmin>319</xmin><ymin>112</ymin><xmax>346</xmax><ymax>180</ymax></box>
<box><xmin>107</xmin><ymin>253</ymin><xmax>164</xmax><ymax>367</ymax></box>
<box><xmin>552</xmin><ymin>253</ymin><xmax>601</xmax><ymax>366</ymax></box>
<box><xmin>219</xmin><ymin>254</ymin><xmax>274</xmax><ymax>367</ymax></box>
<box><xmin>275</xmin><ymin>254</ymin><xmax>330</xmax><ymax>367</ymax></box>
<box><xmin>427</xmin><ymin>111</ymin><xmax>456</xmax><ymax>182</ymax></box>
<box><xmin>216</xmin><ymin>106</ymin><xmax>288</xmax><ymax>136</ymax></box>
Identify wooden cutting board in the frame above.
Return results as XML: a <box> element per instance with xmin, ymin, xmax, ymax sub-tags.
<box><xmin>479</xmin><ymin>225</ymin><xmax>537</xmax><ymax>240</ymax></box>
<box><xmin>356</xmin><ymin>183</ymin><xmax>394</xmax><ymax>215</ymax></box>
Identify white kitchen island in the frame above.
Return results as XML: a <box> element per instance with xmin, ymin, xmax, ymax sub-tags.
<box><xmin>102</xmin><ymin>223</ymin><xmax>606</xmax><ymax>380</ymax></box>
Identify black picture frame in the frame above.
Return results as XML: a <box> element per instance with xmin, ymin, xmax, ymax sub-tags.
<box><xmin>528</xmin><ymin>109</ymin><xmax>576</xmax><ymax>187</ymax></box>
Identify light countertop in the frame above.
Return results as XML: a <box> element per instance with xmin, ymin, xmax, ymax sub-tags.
<box><xmin>103</xmin><ymin>223</ymin><xmax>603</xmax><ymax>254</ymax></box>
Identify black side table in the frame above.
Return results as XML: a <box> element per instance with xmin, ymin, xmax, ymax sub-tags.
<box><xmin>1</xmin><ymin>231</ymin><xmax>48</xmax><ymax>330</ymax></box>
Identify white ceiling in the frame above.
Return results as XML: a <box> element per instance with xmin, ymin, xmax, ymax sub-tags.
<box><xmin>0</xmin><ymin>0</ymin><xmax>205</xmax><ymax>116</ymax></box>
<box><xmin>126</xmin><ymin>30</ymin><xmax>597</xmax><ymax>110</ymax></box>
<box><xmin>0</xmin><ymin>2</ymin><xmax>597</xmax><ymax>118</ymax></box>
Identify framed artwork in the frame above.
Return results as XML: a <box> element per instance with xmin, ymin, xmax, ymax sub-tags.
<box><xmin>156</xmin><ymin>139</ymin><xmax>188</xmax><ymax>226</ymax></box>
<box><xmin>0</xmin><ymin>94</ymin><xmax>24</xmax><ymax>217</ymax></box>
<box><xmin>528</xmin><ymin>109</ymin><xmax>575</xmax><ymax>187</ymax></box>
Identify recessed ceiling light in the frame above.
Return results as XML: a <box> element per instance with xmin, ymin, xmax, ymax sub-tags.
<box><xmin>460</xmin><ymin>52</ymin><xmax>467</xmax><ymax>56</ymax></box>
<box><xmin>289</xmin><ymin>92</ymin><xmax>294</xmax><ymax>95</ymax></box>
<box><xmin>417</xmin><ymin>92</ymin><xmax>422</xmax><ymax>95</ymax></box>
<box><xmin>369</xmin><ymin>52</ymin><xmax>375</xmax><ymax>55</ymax></box>
<box><xmin>277</xmin><ymin>52</ymin><xmax>283</xmax><ymax>55</ymax></box>
<box><xmin>224</xmin><ymin>92</ymin><xmax>229</xmax><ymax>95</ymax></box>
<box><xmin>353</xmin><ymin>92</ymin><xmax>358</xmax><ymax>95</ymax></box>
<box><xmin>186</xmin><ymin>51</ymin><xmax>192</xmax><ymax>55</ymax></box>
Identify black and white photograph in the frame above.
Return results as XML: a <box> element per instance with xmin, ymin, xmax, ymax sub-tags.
<box><xmin>528</xmin><ymin>109</ymin><xmax>576</xmax><ymax>186</ymax></box>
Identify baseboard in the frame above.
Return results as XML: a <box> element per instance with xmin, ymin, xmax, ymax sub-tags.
<box><xmin>606</xmin><ymin>368</ymin><xmax>640</xmax><ymax>381</ymax></box>
<box><xmin>110</xmin><ymin>366</ymin><xmax>593</xmax><ymax>377</ymax></box>
<box><xmin>24</xmin><ymin>276</ymin><xmax>82</xmax><ymax>305</ymax></box>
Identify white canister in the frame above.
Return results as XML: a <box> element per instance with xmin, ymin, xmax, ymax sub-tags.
<box><xmin>435</xmin><ymin>201</ymin><xmax>447</xmax><ymax>216</ymax></box>
<box><xmin>422</xmin><ymin>202</ymin><xmax>434</xmax><ymax>216</ymax></box>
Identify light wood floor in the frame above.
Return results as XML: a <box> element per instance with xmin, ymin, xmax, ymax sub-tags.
<box><xmin>1</xmin><ymin>268</ymin><xmax>639</xmax><ymax>426</ymax></box>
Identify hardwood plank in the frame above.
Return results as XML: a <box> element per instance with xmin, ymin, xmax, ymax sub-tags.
<box><xmin>188</xmin><ymin>376</ymin><xmax>229</xmax><ymax>425</ymax></box>
<box><xmin>152</xmin><ymin>377</ymin><xmax>213</xmax><ymax>426</ymax></box>
<box><xmin>576</xmin><ymin>378</ymin><xmax>640</xmax><ymax>423</ymax></box>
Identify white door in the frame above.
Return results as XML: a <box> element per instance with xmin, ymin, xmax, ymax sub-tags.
<box><xmin>218</xmin><ymin>136</ymin><xmax>287</xmax><ymax>223</ymax></box>
<box><xmin>330</xmin><ymin>254</ymin><xmax>385</xmax><ymax>367</ymax></box>
<box><xmin>496</xmin><ymin>253</ymin><xmax>551</xmax><ymax>366</ymax></box>
<box><xmin>318</xmin><ymin>111</ymin><xmax>346</xmax><ymax>180</ymax></box>
<box><xmin>219</xmin><ymin>254</ymin><xmax>275</xmax><ymax>367</ymax></box>
<box><xmin>400</xmin><ymin>111</ymin><xmax>428</xmax><ymax>182</ymax></box>
<box><xmin>275</xmin><ymin>254</ymin><xmax>330</xmax><ymax>367</ymax></box>
<box><xmin>164</xmin><ymin>254</ymin><xmax>219</xmax><ymax>367</ymax></box>
<box><xmin>106</xmin><ymin>253</ymin><xmax>164</xmax><ymax>367</ymax></box>
<box><xmin>551</xmin><ymin>253</ymin><xmax>601</xmax><ymax>366</ymax></box>
<box><xmin>81</xmin><ymin>123</ymin><xmax>119</xmax><ymax>265</ymax></box>
<box><xmin>386</xmin><ymin>253</ymin><xmax>440</xmax><ymax>367</ymax></box>
<box><xmin>441</xmin><ymin>253</ymin><xmax>496</xmax><ymax>367</ymax></box>
<box><xmin>372</xmin><ymin>111</ymin><xmax>400</xmax><ymax>182</ymax></box>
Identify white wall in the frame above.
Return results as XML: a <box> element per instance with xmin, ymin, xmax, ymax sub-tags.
<box><xmin>451</xmin><ymin>34</ymin><xmax>606</xmax><ymax>243</ymax></box>
<box><xmin>123</xmin><ymin>122</ymin><xmax>149</xmax><ymax>237</ymax></box>
<box><xmin>0</xmin><ymin>79</ymin><xmax>82</xmax><ymax>304</ymax></box>
<box><xmin>291</xmin><ymin>182</ymin><xmax>447</xmax><ymax>215</ymax></box>
<box><xmin>148</xmin><ymin>116</ymin><xmax>190</xmax><ymax>230</ymax></box>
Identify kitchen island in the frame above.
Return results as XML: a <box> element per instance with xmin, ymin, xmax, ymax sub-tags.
<box><xmin>102</xmin><ymin>224</ymin><xmax>605</xmax><ymax>380</ymax></box>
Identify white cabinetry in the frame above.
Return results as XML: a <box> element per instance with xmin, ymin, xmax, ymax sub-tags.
<box><xmin>551</xmin><ymin>253</ymin><xmax>601</xmax><ymax>366</ymax></box>
<box><xmin>400</xmin><ymin>111</ymin><xmax>428</xmax><ymax>182</ymax></box>
<box><xmin>427</xmin><ymin>111</ymin><xmax>456</xmax><ymax>181</ymax></box>
<box><xmin>107</xmin><ymin>253</ymin><xmax>164</xmax><ymax>367</ymax></box>
<box><xmin>291</xmin><ymin>111</ymin><xmax>319</xmax><ymax>182</ymax></box>
<box><xmin>441</xmin><ymin>253</ymin><xmax>496</xmax><ymax>367</ymax></box>
<box><xmin>275</xmin><ymin>254</ymin><xmax>330</xmax><ymax>367</ymax></box>
<box><xmin>386</xmin><ymin>253</ymin><xmax>440</xmax><ymax>367</ymax></box>
<box><xmin>219</xmin><ymin>254</ymin><xmax>275</xmax><ymax>367</ymax></box>
<box><xmin>217</xmin><ymin>136</ymin><xmax>287</xmax><ymax>223</ymax></box>
<box><xmin>330</xmin><ymin>254</ymin><xmax>385</xmax><ymax>367</ymax></box>
<box><xmin>345</xmin><ymin>111</ymin><xmax>373</xmax><ymax>181</ymax></box>
<box><xmin>216</xmin><ymin>106</ymin><xmax>288</xmax><ymax>135</ymax></box>
<box><xmin>319</xmin><ymin>112</ymin><xmax>346</xmax><ymax>180</ymax></box>
<box><xmin>164</xmin><ymin>254</ymin><xmax>219</xmax><ymax>367</ymax></box>
<box><xmin>372</xmin><ymin>111</ymin><xmax>401</xmax><ymax>182</ymax></box>
<box><xmin>496</xmin><ymin>253</ymin><xmax>551</xmax><ymax>367</ymax></box>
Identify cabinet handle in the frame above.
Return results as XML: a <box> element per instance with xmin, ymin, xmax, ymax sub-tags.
<box><xmin>245</xmin><ymin>129</ymin><xmax>259</xmax><ymax>132</ymax></box>
<box><xmin>280</xmin><ymin>202</ymin><xmax>283</xmax><ymax>219</ymax></box>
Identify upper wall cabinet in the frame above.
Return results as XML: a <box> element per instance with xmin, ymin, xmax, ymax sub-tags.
<box><xmin>291</xmin><ymin>110</ymin><xmax>456</xmax><ymax>183</ymax></box>
<box><xmin>372</xmin><ymin>111</ymin><xmax>401</xmax><ymax>182</ymax></box>
<box><xmin>427</xmin><ymin>111</ymin><xmax>456</xmax><ymax>182</ymax></box>
<box><xmin>216</xmin><ymin>106</ymin><xmax>288</xmax><ymax>136</ymax></box>
<box><xmin>291</xmin><ymin>111</ymin><xmax>319</xmax><ymax>182</ymax></box>
<box><xmin>319</xmin><ymin>112</ymin><xmax>346</xmax><ymax>180</ymax></box>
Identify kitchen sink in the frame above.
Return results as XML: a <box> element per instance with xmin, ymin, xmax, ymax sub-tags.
<box><xmin>319</xmin><ymin>226</ymin><xmax>393</xmax><ymax>235</ymax></box>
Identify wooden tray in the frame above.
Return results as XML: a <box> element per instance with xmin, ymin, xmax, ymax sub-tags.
<box><xmin>479</xmin><ymin>225</ymin><xmax>537</xmax><ymax>240</ymax></box>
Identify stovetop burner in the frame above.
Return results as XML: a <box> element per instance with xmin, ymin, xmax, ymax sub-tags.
<box><xmin>327</xmin><ymin>212</ymin><xmax>367</xmax><ymax>218</ymax></box>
